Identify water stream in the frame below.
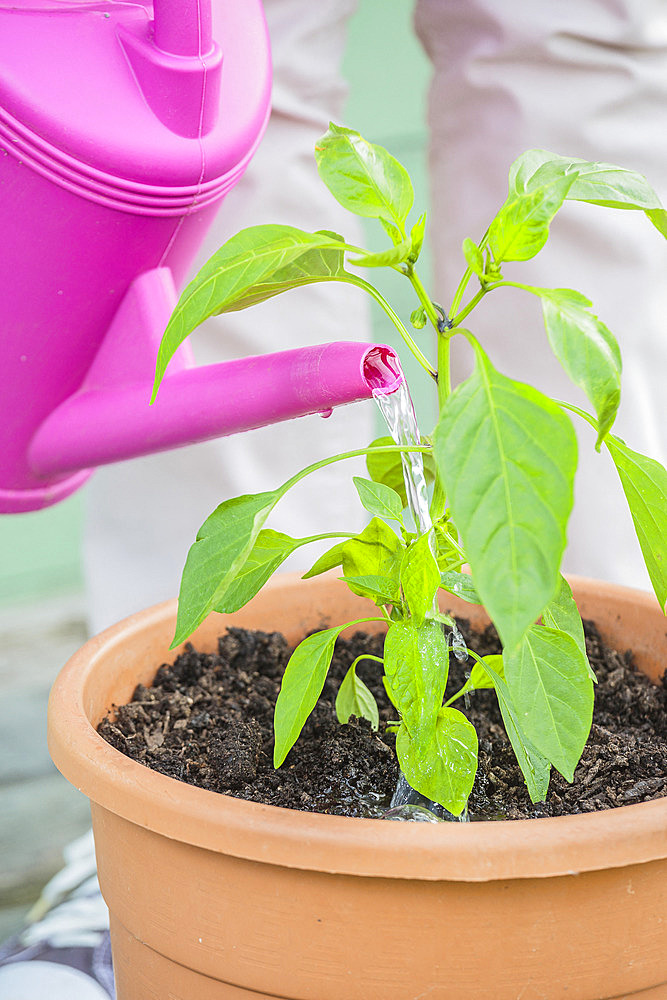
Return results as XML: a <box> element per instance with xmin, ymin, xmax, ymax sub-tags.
<box><xmin>373</xmin><ymin>380</ymin><xmax>470</xmax><ymax>824</ymax></box>
<box><xmin>374</xmin><ymin>381</ymin><xmax>468</xmax><ymax>661</ymax></box>
<box><xmin>374</xmin><ymin>381</ymin><xmax>431</xmax><ymax>535</ymax></box>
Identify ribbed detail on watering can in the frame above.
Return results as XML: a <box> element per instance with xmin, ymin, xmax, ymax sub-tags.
<box><xmin>0</xmin><ymin>108</ymin><xmax>251</xmax><ymax>216</ymax></box>
<box><xmin>0</xmin><ymin>0</ymin><xmax>271</xmax><ymax>193</ymax></box>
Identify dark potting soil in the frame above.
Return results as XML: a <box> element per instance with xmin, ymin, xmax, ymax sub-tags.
<box><xmin>98</xmin><ymin>619</ymin><xmax>667</xmax><ymax>821</ymax></box>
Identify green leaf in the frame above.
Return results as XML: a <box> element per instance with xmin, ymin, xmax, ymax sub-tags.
<box><xmin>466</xmin><ymin>654</ymin><xmax>505</xmax><ymax>692</ymax></box>
<box><xmin>447</xmin><ymin>653</ymin><xmax>499</xmax><ymax>704</ymax></box>
<box><xmin>451</xmin><ymin>653</ymin><xmax>503</xmax><ymax>704</ymax></box>
<box><xmin>301</xmin><ymin>540</ymin><xmax>347</xmax><ymax>580</ymax></box>
<box><xmin>503</xmin><ymin>624</ymin><xmax>594</xmax><ymax>781</ymax></box>
<box><xmin>541</xmin><ymin>576</ymin><xmax>595</xmax><ymax>679</ymax></box>
<box><xmin>499</xmin><ymin>697</ymin><xmax>551</xmax><ymax>803</ymax></box>
<box><xmin>274</xmin><ymin>621</ymin><xmax>365</xmax><ymax>766</ymax></box>
<box><xmin>383</xmin><ymin>619</ymin><xmax>449</xmax><ymax>738</ymax></box>
<box><xmin>409</xmin><ymin>212</ymin><xmax>427</xmax><ymax>262</ymax></box>
<box><xmin>340</xmin><ymin>574</ymin><xmax>401</xmax><ymax>606</ymax></box>
<box><xmin>214</xmin><ymin>529</ymin><xmax>300</xmax><ymax>614</ymax></box>
<box><xmin>510</xmin><ymin>149</ymin><xmax>663</xmax><ymax>212</ymax></box>
<box><xmin>433</xmin><ymin>518</ymin><xmax>462</xmax><ymax>574</ymax></box>
<box><xmin>173</xmin><ymin>492</ymin><xmax>279</xmax><ymax>646</ymax></box>
<box><xmin>396</xmin><ymin>708</ymin><xmax>478</xmax><ymax>816</ymax></box>
<box><xmin>462</xmin><ymin>237</ymin><xmax>485</xmax><ymax>278</ymax></box>
<box><xmin>379</xmin><ymin>217</ymin><xmax>404</xmax><ymax>245</ymax></box>
<box><xmin>510</xmin><ymin>149</ymin><xmax>667</xmax><ymax>242</ymax></box>
<box><xmin>350</xmin><ymin>239</ymin><xmax>412</xmax><ymax>268</ymax></box>
<box><xmin>194</xmin><ymin>227</ymin><xmax>347</xmax><ymax>311</ymax></box>
<box><xmin>315</xmin><ymin>123</ymin><xmax>414</xmax><ymax>227</ymax></box>
<box><xmin>153</xmin><ymin>225</ymin><xmax>346</xmax><ymax>395</ymax></box>
<box><xmin>509</xmin><ymin>150</ymin><xmax>565</xmax><ymax>196</ymax></box>
<box><xmin>383</xmin><ymin>674</ymin><xmax>399</xmax><ymax>711</ymax></box>
<box><xmin>481</xmin><ymin>657</ymin><xmax>551</xmax><ymax>803</ymax></box>
<box><xmin>488</xmin><ymin>174</ymin><xmax>576</xmax><ymax>263</ymax></box>
<box><xmin>341</xmin><ymin>517</ymin><xmax>404</xmax><ymax>601</ymax></box>
<box><xmin>606</xmin><ymin>436</ymin><xmax>667</xmax><ymax>612</ymax></box>
<box><xmin>434</xmin><ymin>346</ymin><xmax>578</xmax><ymax>649</ymax></box>
<box><xmin>439</xmin><ymin>571</ymin><xmax>481</xmax><ymax>605</ymax></box>
<box><xmin>646</xmin><ymin>208</ymin><xmax>667</xmax><ymax>239</ymax></box>
<box><xmin>365</xmin><ymin>436</ymin><xmax>436</xmax><ymax>508</ymax></box>
<box><xmin>537</xmin><ymin>288</ymin><xmax>621</xmax><ymax>445</ymax></box>
<box><xmin>352</xmin><ymin>476</ymin><xmax>404</xmax><ymax>522</ymax></box>
<box><xmin>335</xmin><ymin>662</ymin><xmax>379</xmax><ymax>730</ymax></box>
<box><xmin>410</xmin><ymin>306</ymin><xmax>427</xmax><ymax>330</ymax></box>
<box><xmin>400</xmin><ymin>532</ymin><xmax>440</xmax><ymax>626</ymax></box>
<box><xmin>431</xmin><ymin>611</ymin><xmax>456</xmax><ymax>630</ymax></box>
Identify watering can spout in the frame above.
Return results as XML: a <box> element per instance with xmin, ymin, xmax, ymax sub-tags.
<box><xmin>26</xmin><ymin>268</ymin><xmax>404</xmax><ymax>489</ymax></box>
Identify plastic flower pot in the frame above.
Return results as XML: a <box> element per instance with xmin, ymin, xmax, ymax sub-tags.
<box><xmin>48</xmin><ymin>573</ymin><xmax>667</xmax><ymax>1000</ymax></box>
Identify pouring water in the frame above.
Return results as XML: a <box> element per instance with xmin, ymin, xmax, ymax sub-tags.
<box><xmin>373</xmin><ymin>380</ymin><xmax>470</xmax><ymax>823</ymax></box>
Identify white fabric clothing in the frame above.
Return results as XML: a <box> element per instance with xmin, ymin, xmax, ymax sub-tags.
<box><xmin>83</xmin><ymin>0</ymin><xmax>371</xmax><ymax>633</ymax></box>
<box><xmin>84</xmin><ymin>1</ymin><xmax>667</xmax><ymax>634</ymax></box>
<box><xmin>414</xmin><ymin>0</ymin><xmax>667</xmax><ymax>591</ymax></box>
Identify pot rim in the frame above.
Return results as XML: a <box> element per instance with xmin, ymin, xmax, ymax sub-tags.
<box><xmin>48</xmin><ymin>574</ymin><xmax>667</xmax><ymax>883</ymax></box>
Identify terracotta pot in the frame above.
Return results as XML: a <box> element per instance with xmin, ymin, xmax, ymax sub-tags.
<box><xmin>48</xmin><ymin>574</ymin><xmax>667</xmax><ymax>1000</ymax></box>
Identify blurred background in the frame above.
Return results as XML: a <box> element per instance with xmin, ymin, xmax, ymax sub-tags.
<box><xmin>0</xmin><ymin>0</ymin><xmax>431</xmax><ymax>939</ymax></box>
<box><xmin>3</xmin><ymin>0</ymin><xmax>666</xmax><ymax>946</ymax></box>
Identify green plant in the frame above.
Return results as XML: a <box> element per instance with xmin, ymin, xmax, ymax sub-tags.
<box><xmin>152</xmin><ymin>125</ymin><xmax>667</xmax><ymax>816</ymax></box>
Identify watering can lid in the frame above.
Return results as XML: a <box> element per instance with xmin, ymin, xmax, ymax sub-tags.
<box><xmin>0</xmin><ymin>0</ymin><xmax>271</xmax><ymax>189</ymax></box>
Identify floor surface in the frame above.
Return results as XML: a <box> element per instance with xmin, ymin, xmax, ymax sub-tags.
<box><xmin>0</xmin><ymin>595</ymin><xmax>91</xmax><ymax>942</ymax></box>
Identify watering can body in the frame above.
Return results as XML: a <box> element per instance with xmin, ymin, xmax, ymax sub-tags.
<box><xmin>0</xmin><ymin>0</ymin><xmax>272</xmax><ymax>511</ymax></box>
<box><xmin>0</xmin><ymin>0</ymin><xmax>401</xmax><ymax>515</ymax></box>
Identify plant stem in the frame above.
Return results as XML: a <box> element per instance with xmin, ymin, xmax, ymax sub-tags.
<box><xmin>429</xmin><ymin>482</ymin><xmax>446</xmax><ymax>522</ymax></box>
<box><xmin>443</xmin><ymin>647</ymin><xmax>488</xmax><ymax>707</ymax></box>
<box><xmin>279</xmin><ymin>443</ymin><xmax>432</xmax><ymax>498</ymax></box>
<box><xmin>452</xmin><ymin>278</ymin><xmax>539</xmax><ymax>321</ymax></box>
<box><xmin>448</xmin><ymin>229</ymin><xmax>491</xmax><ymax>319</ymax></box>
<box><xmin>556</xmin><ymin>399</ymin><xmax>599</xmax><ymax>431</ymax></box>
<box><xmin>297</xmin><ymin>531</ymin><xmax>355</xmax><ymax>546</ymax></box>
<box><xmin>429</xmin><ymin>328</ymin><xmax>453</xmax><ymax>522</ymax></box>
<box><xmin>492</xmin><ymin>279</ymin><xmax>537</xmax><ymax>295</ymax></box>
<box><xmin>450</xmin><ymin>287</ymin><xmax>489</xmax><ymax>328</ymax></box>
<box><xmin>350</xmin><ymin>653</ymin><xmax>384</xmax><ymax>670</ymax></box>
<box><xmin>406</xmin><ymin>265</ymin><xmax>442</xmax><ymax>330</ymax></box>
<box><xmin>440</xmin><ymin>530</ymin><xmax>466</xmax><ymax>560</ymax></box>
<box><xmin>344</xmin><ymin>274</ymin><xmax>437</xmax><ymax>379</ymax></box>
<box><xmin>437</xmin><ymin>329</ymin><xmax>452</xmax><ymax>402</ymax></box>
<box><xmin>394</xmin><ymin>262</ymin><xmax>454</xmax><ymax>521</ymax></box>
<box><xmin>449</xmin><ymin>266</ymin><xmax>473</xmax><ymax>319</ymax></box>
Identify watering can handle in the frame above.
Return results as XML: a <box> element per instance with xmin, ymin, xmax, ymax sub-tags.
<box><xmin>153</xmin><ymin>0</ymin><xmax>213</xmax><ymax>57</ymax></box>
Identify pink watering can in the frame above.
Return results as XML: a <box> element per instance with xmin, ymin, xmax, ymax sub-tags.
<box><xmin>0</xmin><ymin>0</ymin><xmax>403</xmax><ymax>514</ymax></box>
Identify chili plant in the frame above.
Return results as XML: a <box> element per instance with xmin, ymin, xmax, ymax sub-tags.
<box><xmin>152</xmin><ymin>125</ymin><xmax>667</xmax><ymax>816</ymax></box>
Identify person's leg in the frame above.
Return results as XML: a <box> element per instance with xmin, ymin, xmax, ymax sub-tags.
<box><xmin>83</xmin><ymin>0</ymin><xmax>370</xmax><ymax>633</ymax></box>
<box><xmin>415</xmin><ymin>0</ymin><xmax>667</xmax><ymax>588</ymax></box>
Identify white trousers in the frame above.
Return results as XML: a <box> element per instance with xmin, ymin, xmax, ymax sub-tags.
<box><xmin>414</xmin><ymin>0</ymin><xmax>667</xmax><ymax>592</ymax></box>
<box><xmin>85</xmin><ymin>0</ymin><xmax>667</xmax><ymax>631</ymax></box>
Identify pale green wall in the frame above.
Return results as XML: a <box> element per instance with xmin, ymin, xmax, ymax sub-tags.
<box><xmin>344</xmin><ymin>0</ymin><xmax>429</xmax><ymax>141</ymax></box>
<box><xmin>0</xmin><ymin>1</ymin><xmax>431</xmax><ymax>607</ymax></box>
<box><xmin>344</xmin><ymin>0</ymin><xmax>434</xmax><ymax>427</ymax></box>
<box><xmin>0</xmin><ymin>493</ymin><xmax>84</xmax><ymax>605</ymax></box>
